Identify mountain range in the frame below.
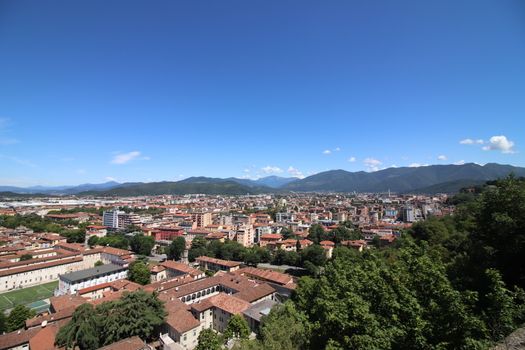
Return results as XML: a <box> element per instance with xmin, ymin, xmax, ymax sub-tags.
<box><xmin>1</xmin><ymin>163</ymin><xmax>524</xmax><ymax>197</ymax></box>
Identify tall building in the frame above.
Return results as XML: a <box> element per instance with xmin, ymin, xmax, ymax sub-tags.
<box><xmin>402</xmin><ymin>206</ymin><xmax>415</xmax><ymax>223</ymax></box>
<box><xmin>103</xmin><ymin>210</ymin><xmax>120</xmax><ymax>228</ymax></box>
<box><xmin>103</xmin><ymin>210</ymin><xmax>141</xmax><ymax>229</ymax></box>
<box><xmin>191</xmin><ymin>212</ymin><xmax>212</xmax><ymax>228</ymax></box>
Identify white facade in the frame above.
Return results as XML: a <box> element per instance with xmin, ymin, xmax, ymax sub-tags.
<box><xmin>56</xmin><ymin>264</ymin><xmax>128</xmax><ymax>295</ymax></box>
<box><xmin>103</xmin><ymin>210</ymin><xmax>120</xmax><ymax>228</ymax></box>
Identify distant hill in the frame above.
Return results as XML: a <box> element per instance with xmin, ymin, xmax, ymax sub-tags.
<box><xmin>228</xmin><ymin>176</ymin><xmax>298</xmax><ymax>188</ymax></box>
<box><xmin>0</xmin><ymin>181</ymin><xmax>121</xmax><ymax>195</ymax></box>
<box><xmin>0</xmin><ymin>191</ymin><xmax>53</xmax><ymax>198</ymax></box>
<box><xmin>2</xmin><ymin>163</ymin><xmax>524</xmax><ymax>196</ymax></box>
<box><xmin>409</xmin><ymin>179</ymin><xmax>489</xmax><ymax>194</ymax></box>
<box><xmin>282</xmin><ymin>163</ymin><xmax>525</xmax><ymax>193</ymax></box>
<box><xmin>81</xmin><ymin>179</ymin><xmax>273</xmax><ymax>196</ymax></box>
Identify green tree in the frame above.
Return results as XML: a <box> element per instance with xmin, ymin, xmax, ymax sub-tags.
<box><xmin>127</xmin><ymin>260</ymin><xmax>151</xmax><ymax>285</ymax></box>
<box><xmin>94</xmin><ymin>260</ymin><xmax>104</xmax><ymax>267</ymax></box>
<box><xmin>98</xmin><ymin>290</ymin><xmax>166</xmax><ymax>345</ymax></box>
<box><xmin>188</xmin><ymin>236</ymin><xmax>208</xmax><ymax>262</ymax></box>
<box><xmin>98</xmin><ymin>235</ymin><xmax>129</xmax><ymax>250</ymax></box>
<box><xmin>300</xmin><ymin>244</ymin><xmax>326</xmax><ymax>268</ymax></box>
<box><xmin>469</xmin><ymin>177</ymin><xmax>525</xmax><ymax>289</ymax></box>
<box><xmin>55</xmin><ymin>304</ymin><xmax>100</xmax><ymax>350</ymax></box>
<box><xmin>307</xmin><ymin>224</ymin><xmax>325</xmax><ymax>244</ymax></box>
<box><xmin>6</xmin><ymin>305</ymin><xmax>35</xmax><ymax>332</ymax></box>
<box><xmin>19</xmin><ymin>254</ymin><xmax>32</xmax><ymax>261</ymax></box>
<box><xmin>480</xmin><ymin>268</ymin><xmax>521</xmax><ymax>341</ymax></box>
<box><xmin>244</xmin><ymin>247</ymin><xmax>262</xmax><ymax>266</ymax></box>
<box><xmin>61</xmin><ymin>229</ymin><xmax>86</xmax><ymax>243</ymax></box>
<box><xmin>166</xmin><ymin>237</ymin><xmax>186</xmax><ymax>261</ymax></box>
<box><xmin>129</xmin><ymin>234</ymin><xmax>154</xmax><ymax>256</ymax></box>
<box><xmin>280</xmin><ymin>227</ymin><xmax>295</xmax><ymax>239</ymax></box>
<box><xmin>87</xmin><ymin>235</ymin><xmax>99</xmax><ymax>247</ymax></box>
<box><xmin>256</xmin><ymin>302</ymin><xmax>311</xmax><ymax>350</ymax></box>
<box><xmin>0</xmin><ymin>311</ymin><xmax>6</xmax><ymax>334</ymax></box>
<box><xmin>196</xmin><ymin>328</ymin><xmax>222</xmax><ymax>350</ymax></box>
<box><xmin>224</xmin><ymin>314</ymin><xmax>250</xmax><ymax>340</ymax></box>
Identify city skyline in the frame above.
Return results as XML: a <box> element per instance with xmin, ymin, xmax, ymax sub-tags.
<box><xmin>1</xmin><ymin>0</ymin><xmax>524</xmax><ymax>186</ymax></box>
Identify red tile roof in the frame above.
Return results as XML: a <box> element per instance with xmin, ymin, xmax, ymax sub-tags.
<box><xmin>207</xmin><ymin>293</ymin><xmax>250</xmax><ymax>315</ymax></box>
<box><xmin>196</xmin><ymin>256</ymin><xmax>241</xmax><ymax>268</ymax></box>
<box><xmin>97</xmin><ymin>336</ymin><xmax>147</xmax><ymax>350</ymax></box>
<box><xmin>235</xmin><ymin>267</ymin><xmax>294</xmax><ymax>286</ymax></box>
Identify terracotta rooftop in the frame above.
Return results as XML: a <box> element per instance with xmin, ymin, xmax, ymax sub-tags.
<box><xmin>49</xmin><ymin>294</ymin><xmax>86</xmax><ymax>312</ymax></box>
<box><xmin>161</xmin><ymin>260</ymin><xmax>202</xmax><ymax>277</ymax></box>
<box><xmin>164</xmin><ymin>302</ymin><xmax>200</xmax><ymax>334</ymax></box>
<box><xmin>196</xmin><ymin>256</ymin><xmax>241</xmax><ymax>268</ymax></box>
<box><xmin>234</xmin><ymin>283</ymin><xmax>275</xmax><ymax>303</ymax></box>
<box><xmin>235</xmin><ymin>267</ymin><xmax>294</xmax><ymax>286</ymax></box>
<box><xmin>0</xmin><ymin>328</ymin><xmax>40</xmax><ymax>350</ymax></box>
<box><xmin>207</xmin><ymin>293</ymin><xmax>251</xmax><ymax>315</ymax></box>
<box><xmin>98</xmin><ymin>336</ymin><xmax>148</xmax><ymax>350</ymax></box>
<box><xmin>28</xmin><ymin>322</ymin><xmax>65</xmax><ymax>350</ymax></box>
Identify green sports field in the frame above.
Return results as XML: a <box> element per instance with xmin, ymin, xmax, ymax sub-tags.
<box><xmin>0</xmin><ymin>281</ymin><xmax>58</xmax><ymax>312</ymax></box>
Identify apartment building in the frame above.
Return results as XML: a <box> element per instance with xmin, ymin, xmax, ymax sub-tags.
<box><xmin>56</xmin><ymin>263</ymin><xmax>128</xmax><ymax>296</ymax></box>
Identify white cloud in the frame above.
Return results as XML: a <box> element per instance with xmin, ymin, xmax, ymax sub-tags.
<box><xmin>460</xmin><ymin>138</ymin><xmax>484</xmax><ymax>145</ymax></box>
<box><xmin>287</xmin><ymin>166</ymin><xmax>304</xmax><ymax>179</ymax></box>
<box><xmin>261</xmin><ymin>166</ymin><xmax>283</xmax><ymax>174</ymax></box>
<box><xmin>322</xmin><ymin>150</ymin><xmax>331</xmax><ymax>155</ymax></box>
<box><xmin>409</xmin><ymin>163</ymin><xmax>429</xmax><ymax>168</ymax></box>
<box><xmin>76</xmin><ymin>169</ymin><xmax>86</xmax><ymax>174</ymax></box>
<box><xmin>454</xmin><ymin>160</ymin><xmax>465</xmax><ymax>165</ymax></box>
<box><xmin>105</xmin><ymin>176</ymin><xmax>117</xmax><ymax>182</ymax></box>
<box><xmin>481</xmin><ymin>135</ymin><xmax>515</xmax><ymax>154</ymax></box>
<box><xmin>111</xmin><ymin>151</ymin><xmax>144</xmax><ymax>164</ymax></box>
<box><xmin>334</xmin><ymin>147</ymin><xmax>341</xmax><ymax>152</ymax></box>
<box><xmin>437</xmin><ymin>155</ymin><xmax>447</xmax><ymax>161</ymax></box>
<box><xmin>348</xmin><ymin>156</ymin><xmax>356</xmax><ymax>162</ymax></box>
<box><xmin>363</xmin><ymin>158</ymin><xmax>382</xmax><ymax>172</ymax></box>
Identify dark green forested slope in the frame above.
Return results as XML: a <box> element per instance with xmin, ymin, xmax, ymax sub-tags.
<box><xmin>283</xmin><ymin>163</ymin><xmax>525</xmax><ymax>193</ymax></box>
<box><xmin>81</xmin><ymin>179</ymin><xmax>272</xmax><ymax>196</ymax></box>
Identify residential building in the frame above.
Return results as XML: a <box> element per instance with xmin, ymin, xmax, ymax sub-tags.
<box><xmin>56</xmin><ymin>263</ymin><xmax>128</xmax><ymax>296</ymax></box>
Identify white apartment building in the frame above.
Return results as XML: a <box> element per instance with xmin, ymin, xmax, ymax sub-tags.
<box><xmin>56</xmin><ymin>263</ymin><xmax>128</xmax><ymax>296</ymax></box>
<box><xmin>103</xmin><ymin>210</ymin><xmax>141</xmax><ymax>229</ymax></box>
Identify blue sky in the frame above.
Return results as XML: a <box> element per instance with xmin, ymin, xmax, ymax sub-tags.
<box><xmin>0</xmin><ymin>0</ymin><xmax>524</xmax><ymax>186</ymax></box>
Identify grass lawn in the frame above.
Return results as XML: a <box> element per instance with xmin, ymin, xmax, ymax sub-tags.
<box><xmin>0</xmin><ymin>281</ymin><xmax>58</xmax><ymax>311</ymax></box>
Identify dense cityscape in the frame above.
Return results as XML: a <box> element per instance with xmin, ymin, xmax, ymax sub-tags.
<box><xmin>0</xmin><ymin>177</ymin><xmax>524</xmax><ymax>350</ymax></box>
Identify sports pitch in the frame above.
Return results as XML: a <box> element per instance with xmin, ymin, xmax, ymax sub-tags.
<box><xmin>0</xmin><ymin>281</ymin><xmax>58</xmax><ymax>312</ymax></box>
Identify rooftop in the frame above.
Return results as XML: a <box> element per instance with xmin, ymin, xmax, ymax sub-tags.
<box><xmin>59</xmin><ymin>263</ymin><xmax>126</xmax><ymax>283</ymax></box>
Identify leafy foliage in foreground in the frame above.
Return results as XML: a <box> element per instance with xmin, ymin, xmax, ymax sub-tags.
<box><xmin>55</xmin><ymin>290</ymin><xmax>166</xmax><ymax>350</ymax></box>
<box><xmin>239</xmin><ymin>177</ymin><xmax>525</xmax><ymax>350</ymax></box>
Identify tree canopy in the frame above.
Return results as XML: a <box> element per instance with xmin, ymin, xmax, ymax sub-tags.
<box><xmin>224</xmin><ymin>314</ymin><xmax>250</xmax><ymax>341</ymax></box>
<box><xmin>55</xmin><ymin>290</ymin><xmax>166</xmax><ymax>349</ymax></box>
<box><xmin>127</xmin><ymin>260</ymin><xmax>151</xmax><ymax>285</ymax></box>
<box><xmin>6</xmin><ymin>305</ymin><xmax>35</xmax><ymax>332</ymax></box>
<box><xmin>166</xmin><ymin>236</ymin><xmax>186</xmax><ymax>261</ymax></box>
<box><xmin>196</xmin><ymin>328</ymin><xmax>222</xmax><ymax>350</ymax></box>
<box><xmin>129</xmin><ymin>234</ymin><xmax>154</xmax><ymax>256</ymax></box>
<box><xmin>238</xmin><ymin>177</ymin><xmax>525</xmax><ymax>349</ymax></box>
